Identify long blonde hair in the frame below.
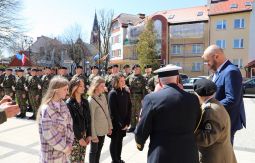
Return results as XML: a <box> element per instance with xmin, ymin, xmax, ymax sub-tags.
<box><xmin>37</xmin><ymin>76</ymin><xmax>69</xmax><ymax>121</ymax></box>
<box><xmin>87</xmin><ymin>76</ymin><xmax>105</xmax><ymax>96</ymax></box>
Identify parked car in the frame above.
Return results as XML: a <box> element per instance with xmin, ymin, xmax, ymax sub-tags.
<box><xmin>243</xmin><ymin>78</ymin><xmax>255</xmax><ymax>94</ymax></box>
<box><xmin>179</xmin><ymin>73</ymin><xmax>189</xmax><ymax>84</ymax></box>
<box><xmin>183</xmin><ymin>77</ymin><xmax>206</xmax><ymax>92</ymax></box>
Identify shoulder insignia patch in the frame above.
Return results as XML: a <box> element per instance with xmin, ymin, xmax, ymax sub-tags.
<box><xmin>205</xmin><ymin>122</ymin><xmax>212</xmax><ymax>131</ymax></box>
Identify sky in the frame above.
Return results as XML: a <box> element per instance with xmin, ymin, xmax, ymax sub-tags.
<box><xmin>20</xmin><ymin>0</ymin><xmax>207</xmax><ymax>43</ymax></box>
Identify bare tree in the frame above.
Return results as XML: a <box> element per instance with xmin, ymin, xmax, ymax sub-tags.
<box><xmin>0</xmin><ymin>0</ymin><xmax>24</xmax><ymax>48</ymax></box>
<box><xmin>98</xmin><ymin>9</ymin><xmax>114</xmax><ymax>69</ymax></box>
<box><xmin>61</xmin><ymin>24</ymin><xmax>89</xmax><ymax>66</ymax></box>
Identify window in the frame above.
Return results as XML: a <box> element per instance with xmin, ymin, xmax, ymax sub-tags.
<box><xmin>233</xmin><ymin>39</ymin><xmax>244</xmax><ymax>48</ymax></box>
<box><xmin>168</xmin><ymin>15</ymin><xmax>175</xmax><ymax>19</ymax></box>
<box><xmin>197</xmin><ymin>12</ymin><xmax>203</xmax><ymax>16</ymax></box>
<box><xmin>233</xmin><ymin>59</ymin><xmax>243</xmax><ymax>68</ymax></box>
<box><xmin>192</xmin><ymin>44</ymin><xmax>203</xmax><ymax>54</ymax></box>
<box><xmin>216</xmin><ymin>40</ymin><xmax>226</xmax><ymax>49</ymax></box>
<box><xmin>192</xmin><ymin>63</ymin><xmax>202</xmax><ymax>72</ymax></box>
<box><xmin>112</xmin><ymin>49</ymin><xmax>121</xmax><ymax>57</ymax></box>
<box><xmin>234</xmin><ymin>19</ymin><xmax>245</xmax><ymax>29</ymax></box>
<box><xmin>230</xmin><ymin>4</ymin><xmax>238</xmax><ymax>8</ymax></box>
<box><xmin>216</xmin><ymin>20</ymin><xmax>227</xmax><ymax>30</ymax></box>
<box><xmin>171</xmin><ymin>45</ymin><xmax>182</xmax><ymax>54</ymax></box>
<box><xmin>112</xmin><ymin>35</ymin><xmax>120</xmax><ymax>44</ymax></box>
<box><xmin>245</xmin><ymin>1</ymin><xmax>252</xmax><ymax>6</ymax></box>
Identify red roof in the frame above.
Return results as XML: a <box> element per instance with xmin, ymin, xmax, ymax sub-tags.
<box><xmin>209</xmin><ymin>0</ymin><xmax>253</xmax><ymax>15</ymax></box>
<box><xmin>8</xmin><ymin>51</ymin><xmax>33</xmax><ymax>67</ymax></box>
<box><xmin>245</xmin><ymin>60</ymin><xmax>255</xmax><ymax>68</ymax></box>
<box><xmin>150</xmin><ymin>6</ymin><xmax>209</xmax><ymax>24</ymax></box>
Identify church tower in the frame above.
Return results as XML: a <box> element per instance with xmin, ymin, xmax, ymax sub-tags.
<box><xmin>90</xmin><ymin>12</ymin><xmax>100</xmax><ymax>50</ymax></box>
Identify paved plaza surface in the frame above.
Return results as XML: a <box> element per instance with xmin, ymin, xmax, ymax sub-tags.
<box><xmin>0</xmin><ymin>98</ymin><xmax>254</xmax><ymax>163</ymax></box>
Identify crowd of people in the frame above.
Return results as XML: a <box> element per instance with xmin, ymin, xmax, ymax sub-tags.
<box><xmin>0</xmin><ymin>44</ymin><xmax>246</xmax><ymax>163</ymax></box>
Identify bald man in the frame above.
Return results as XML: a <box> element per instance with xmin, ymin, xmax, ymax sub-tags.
<box><xmin>202</xmin><ymin>45</ymin><xmax>246</xmax><ymax>145</ymax></box>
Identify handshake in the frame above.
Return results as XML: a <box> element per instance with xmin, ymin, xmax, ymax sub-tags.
<box><xmin>0</xmin><ymin>95</ymin><xmax>20</xmax><ymax>124</ymax></box>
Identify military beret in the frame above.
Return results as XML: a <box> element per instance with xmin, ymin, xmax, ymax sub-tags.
<box><xmin>31</xmin><ymin>68</ymin><xmax>38</xmax><ymax>71</ymax></box>
<box><xmin>107</xmin><ymin>65</ymin><xmax>112</xmax><ymax>70</ymax></box>
<box><xmin>15</xmin><ymin>67</ymin><xmax>24</xmax><ymax>72</ymax></box>
<box><xmin>75</xmin><ymin>65</ymin><xmax>83</xmax><ymax>69</ymax></box>
<box><xmin>58</xmin><ymin>66</ymin><xmax>67</xmax><ymax>70</ymax></box>
<box><xmin>0</xmin><ymin>68</ymin><xmax>5</xmax><ymax>72</ymax></box>
<box><xmin>132</xmin><ymin>64</ymin><xmax>141</xmax><ymax>70</ymax></box>
<box><xmin>27</xmin><ymin>68</ymin><xmax>31</xmax><ymax>71</ymax></box>
<box><xmin>193</xmin><ymin>78</ymin><xmax>217</xmax><ymax>96</ymax></box>
<box><xmin>6</xmin><ymin>68</ymin><xmax>13</xmax><ymax>71</ymax></box>
<box><xmin>91</xmin><ymin>65</ymin><xmax>99</xmax><ymax>70</ymax></box>
<box><xmin>123</xmin><ymin>64</ymin><xmax>130</xmax><ymax>69</ymax></box>
<box><xmin>37</xmin><ymin>69</ymin><xmax>42</xmax><ymax>72</ymax></box>
<box><xmin>144</xmin><ymin>64</ymin><xmax>152</xmax><ymax>69</ymax></box>
<box><xmin>44</xmin><ymin>67</ymin><xmax>51</xmax><ymax>70</ymax></box>
<box><xmin>154</xmin><ymin>64</ymin><xmax>182</xmax><ymax>78</ymax></box>
<box><xmin>112</xmin><ymin>64</ymin><xmax>119</xmax><ymax>68</ymax></box>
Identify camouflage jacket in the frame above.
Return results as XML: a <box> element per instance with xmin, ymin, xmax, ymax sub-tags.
<box><xmin>15</xmin><ymin>76</ymin><xmax>26</xmax><ymax>91</ymax></box>
<box><xmin>126</xmin><ymin>74</ymin><xmax>147</xmax><ymax>96</ymax></box>
<box><xmin>41</xmin><ymin>74</ymin><xmax>53</xmax><ymax>91</ymax></box>
<box><xmin>26</xmin><ymin>76</ymin><xmax>41</xmax><ymax>91</ymax></box>
<box><xmin>2</xmin><ymin>74</ymin><xmax>15</xmax><ymax>88</ymax></box>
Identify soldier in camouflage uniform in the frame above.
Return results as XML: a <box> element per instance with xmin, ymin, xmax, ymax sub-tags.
<box><xmin>123</xmin><ymin>64</ymin><xmax>131</xmax><ymax>78</ymax></box>
<box><xmin>26</xmin><ymin>68</ymin><xmax>42</xmax><ymax>120</ymax></box>
<box><xmin>15</xmin><ymin>68</ymin><xmax>27</xmax><ymax>118</ymax></box>
<box><xmin>72</xmin><ymin>65</ymin><xmax>89</xmax><ymax>89</ymax></box>
<box><xmin>147</xmin><ymin>75</ymin><xmax>159</xmax><ymax>93</ymax></box>
<box><xmin>105</xmin><ymin>64</ymin><xmax>119</xmax><ymax>92</ymax></box>
<box><xmin>0</xmin><ymin>68</ymin><xmax>5</xmax><ymax>99</ymax></box>
<box><xmin>41</xmin><ymin>67</ymin><xmax>53</xmax><ymax>96</ymax></box>
<box><xmin>89</xmin><ymin>65</ymin><xmax>99</xmax><ymax>83</ymax></box>
<box><xmin>126</xmin><ymin>64</ymin><xmax>147</xmax><ymax>132</ymax></box>
<box><xmin>143</xmin><ymin>65</ymin><xmax>155</xmax><ymax>94</ymax></box>
<box><xmin>2</xmin><ymin>68</ymin><xmax>15</xmax><ymax>99</ymax></box>
<box><xmin>104</xmin><ymin>65</ymin><xmax>112</xmax><ymax>82</ymax></box>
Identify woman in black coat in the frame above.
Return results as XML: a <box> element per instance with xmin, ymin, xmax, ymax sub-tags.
<box><xmin>108</xmin><ymin>73</ymin><xmax>132</xmax><ymax>163</ymax></box>
<box><xmin>66</xmin><ymin>77</ymin><xmax>91</xmax><ymax>163</ymax></box>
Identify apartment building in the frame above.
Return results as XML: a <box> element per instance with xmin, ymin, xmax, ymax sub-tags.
<box><xmin>208</xmin><ymin>0</ymin><xmax>255</xmax><ymax>77</ymax></box>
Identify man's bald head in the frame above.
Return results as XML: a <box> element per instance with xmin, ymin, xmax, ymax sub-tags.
<box><xmin>202</xmin><ymin>45</ymin><xmax>227</xmax><ymax>72</ymax></box>
<box><xmin>203</xmin><ymin>45</ymin><xmax>225</xmax><ymax>58</ymax></box>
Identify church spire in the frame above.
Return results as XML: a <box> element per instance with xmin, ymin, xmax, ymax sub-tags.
<box><xmin>90</xmin><ymin>11</ymin><xmax>100</xmax><ymax>49</ymax></box>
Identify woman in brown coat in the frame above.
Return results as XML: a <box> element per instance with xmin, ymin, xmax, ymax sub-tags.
<box><xmin>194</xmin><ymin>78</ymin><xmax>237</xmax><ymax>163</ymax></box>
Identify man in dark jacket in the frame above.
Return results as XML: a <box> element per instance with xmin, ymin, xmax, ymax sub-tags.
<box><xmin>135</xmin><ymin>64</ymin><xmax>201</xmax><ymax>163</ymax></box>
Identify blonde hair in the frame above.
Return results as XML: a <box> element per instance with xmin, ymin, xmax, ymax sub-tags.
<box><xmin>87</xmin><ymin>76</ymin><xmax>105</xmax><ymax>96</ymax></box>
<box><xmin>37</xmin><ymin>76</ymin><xmax>69</xmax><ymax>121</ymax></box>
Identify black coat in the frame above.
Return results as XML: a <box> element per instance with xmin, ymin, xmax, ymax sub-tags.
<box><xmin>135</xmin><ymin>84</ymin><xmax>201</xmax><ymax>163</ymax></box>
<box><xmin>66</xmin><ymin>97</ymin><xmax>91</xmax><ymax>140</ymax></box>
<box><xmin>108</xmin><ymin>88</ymin><xmax>132</xmax><ymax>136</ymax></box>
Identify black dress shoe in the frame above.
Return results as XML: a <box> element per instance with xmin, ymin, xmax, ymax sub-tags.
<box><xmin>127</xmin><ymin>127</ymin><xmax>135</xmax><ymax>133</ymax></box>
<box><xmin>20</xmin><ymin>113</ymin><xmax>26</xmax><ymax>119</ymax></box>
<box><xmin>28</xmin><ymin>115</ymin><xmax>36</xmax><ymax>120</ymax></box>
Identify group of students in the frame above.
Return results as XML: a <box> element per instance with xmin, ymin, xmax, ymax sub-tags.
<box><xmin>38</xmin><ymin>73</ymin><xmax>131</xmax><ymax>163</ymax></box>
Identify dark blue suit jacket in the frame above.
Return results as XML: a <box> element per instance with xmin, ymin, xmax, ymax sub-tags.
<box><xmin>214</xmin><ymin>60</ymin><xmax>246</xmax><ymax>132</ymax></box>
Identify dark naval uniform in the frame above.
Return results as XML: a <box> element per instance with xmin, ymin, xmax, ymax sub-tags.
<box><xmin>135</xmin><ymin>64</ymin><xmax>201</xmax><ymax>163</ymax></box>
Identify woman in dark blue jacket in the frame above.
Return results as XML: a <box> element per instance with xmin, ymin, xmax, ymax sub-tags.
<box><xmin>108</xmin><ymin>73</ymin><xmax>131</xmax><ymax>163</ymax></box>
<box><xmin>66</xmin><ymin>77</ymin><xmax>91</xmax><ymax>163</ymax></box>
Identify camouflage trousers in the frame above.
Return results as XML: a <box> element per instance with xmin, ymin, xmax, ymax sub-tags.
<box><xmin>130</xmin><ymin>94</ymin><xmax>143</xmax><ymax>128</ymax></box>
<box><xmin>0</xmin><ymin>89</ymin><xmax>4</xmax><ymax>99</ymax></box>
<box><xmin>16</xmin><ymin>90</ymin><xmax>27</xmax><ymax>114</ymax></box>
<box><xmin>70</xmin><ymin>137</ymin><xmax>87</xmax><ymax>163</ymax></box>
<box><xmin>28</xmin><ymin>91</ymin><xmax>41</xmax><ymax>115</ymax></box>
<box><xmin>3</xmin><ymin>88</ymin><xmax>15</xmax><ymax>99</ymax></box>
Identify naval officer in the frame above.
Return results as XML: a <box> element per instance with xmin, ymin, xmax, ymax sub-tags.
<box><xmin>135</xmin><ymin>64</ymin><xmax>202</xmax><ymax>163</ymax></box>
